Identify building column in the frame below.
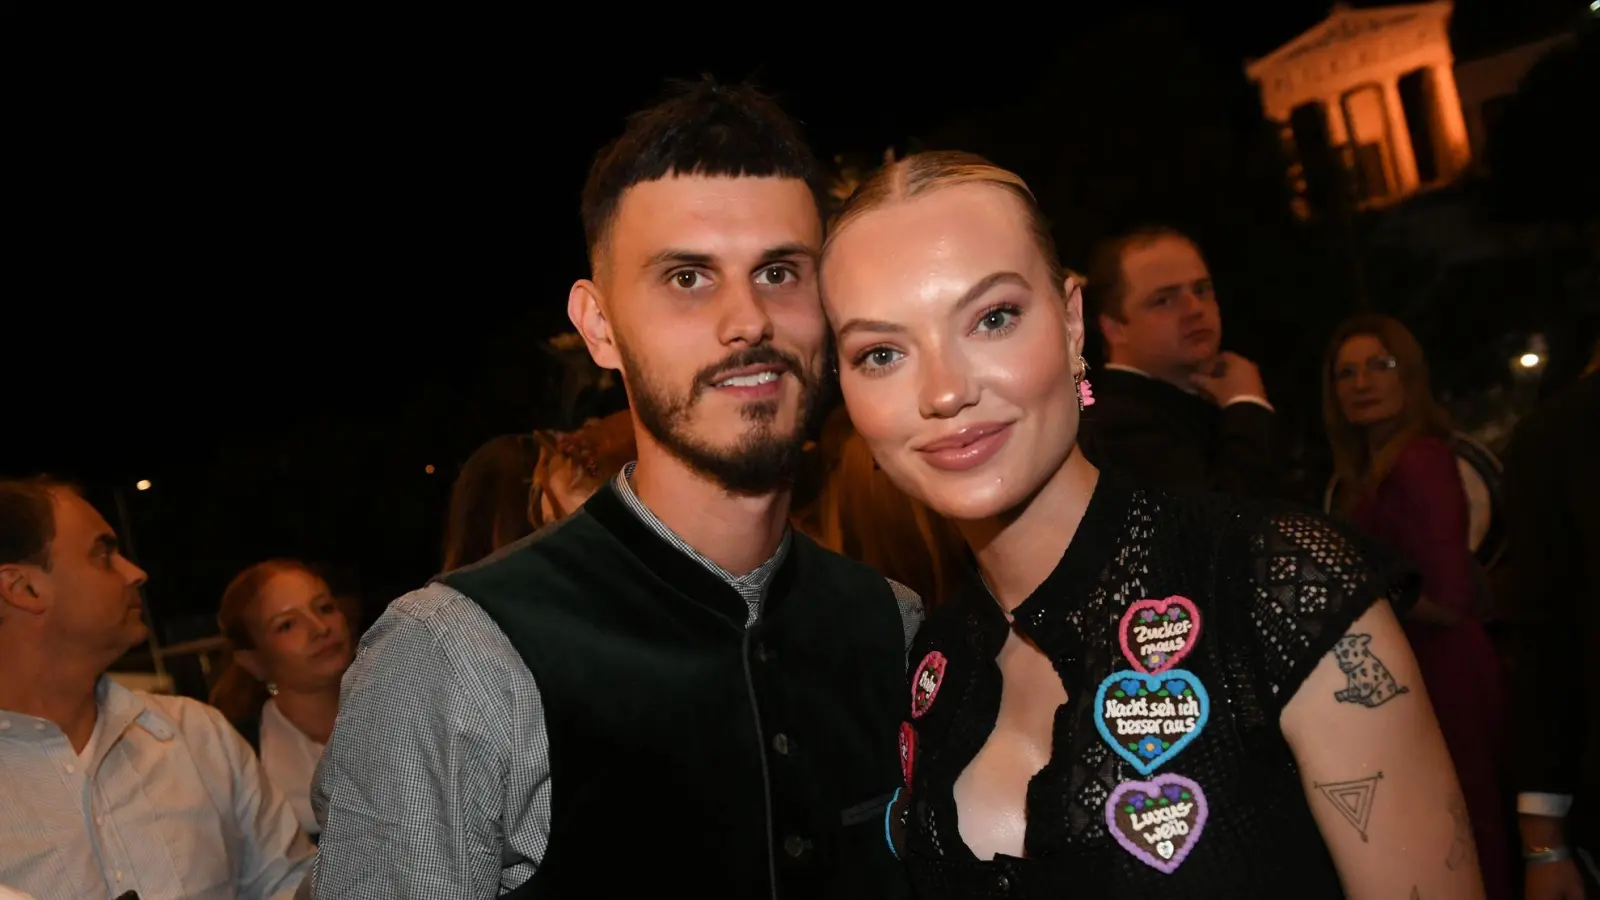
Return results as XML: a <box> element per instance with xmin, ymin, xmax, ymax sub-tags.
<box><xmin>1428</xmin><ymin>62</ymin><xmax>1472</xmax><ymax>178</ymax></box>
<box><xmin>1381</xmin><ymin>76</ymin><xmax>1420</xmax><ymax>194</ymax></box>
<box><xmin>1322</xmin><ymin>95</ymin><xmax>1350</xmax><ymax>146</ymax></box>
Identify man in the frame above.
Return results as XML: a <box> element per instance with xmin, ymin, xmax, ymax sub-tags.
<box><xmin>1505</xmin><ymin>332</ymin><xmax>1600</xmax><ymax>900</ymax></box>
<box><xmin>0</xmin><ymin>478</ymin><xmax>313</xmax><ymax>900</ymax></box>
<box><xmin>309</xmin><ymin>79</ymin><xmax>921</xmax><ymax>898</ymax></box>
<box><xmin>1079</xmin><ymin>225</ymin><xmax>1290</xmax><ymax>498</ymax></box>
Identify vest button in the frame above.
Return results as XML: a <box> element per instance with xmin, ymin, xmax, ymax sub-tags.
<box><xmin>772</xmin><ymin>733</ymin><xmax>790</xmax><ymax>755</ymax></box>
<box><xmin>994</xmin><ymin>873</ymin><xmax>1012</xmax><ymax>893</ymax></box>
<box><xmin>783</xmin><ymin>834</ymin><xmax>809</xmax><ymax>859</ymax></box>
<box><xmin>755</xmin><ymin>642</ymin><xmax>770</xmax><ymax>663</ymax></box>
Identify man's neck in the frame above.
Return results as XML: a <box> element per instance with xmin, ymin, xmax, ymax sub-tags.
<box><xmin>1106</xmin><ymin>352</ymin><xmax>1199</xmax><ymax>394</ymax></box>
<box><xmin>629</xmin><ymin>444</ymin><xmax>792</xmax><ymax>576</ymax></box>
<box><xmin>0</xmin><ymin>639</ymin><xmax>103</xmax><ymax>752</ymax></box>
<box><xmin>959</xmin><ymin>447</ymin><xmax>1100</xmax><ymax>614</ymax></box>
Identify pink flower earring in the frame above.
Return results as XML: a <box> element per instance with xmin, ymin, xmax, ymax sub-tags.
<box><xmin>1076</xmin><ymin>355</ymin><xmax>1096</xmax><ymax>411</ymax></box>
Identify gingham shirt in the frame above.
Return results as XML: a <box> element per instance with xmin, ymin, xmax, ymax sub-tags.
<box><xmin>307</xmin><ymin>466</ymin><xmax>923</xmax><ymax>898</ymax></box>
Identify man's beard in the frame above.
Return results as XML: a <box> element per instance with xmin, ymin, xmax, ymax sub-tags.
<box><xmin>618</xmin><ymin>341</ymin><xmax>827</xmax><ymax>496</ymax></box>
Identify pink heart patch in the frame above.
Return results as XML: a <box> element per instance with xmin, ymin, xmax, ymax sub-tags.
<box><xmin>1118</xmin><ymin>596</ymin><xmax>1203</xmax><ymax>674</ymax></box>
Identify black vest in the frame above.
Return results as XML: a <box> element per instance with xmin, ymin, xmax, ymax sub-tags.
<box><xmin>443</xmin><ymin>483</ymin><xmax>912</xmax><ymax>899</ymax></box>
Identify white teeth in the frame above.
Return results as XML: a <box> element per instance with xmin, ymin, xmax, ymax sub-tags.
<box><xmin>717</xmin><ymin>371</ymin><xmax>780</xmax><ymax>388</ymax></box>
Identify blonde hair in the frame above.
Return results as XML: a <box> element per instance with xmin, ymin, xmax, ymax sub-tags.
<box><xmin>1322</xmin><ymin>314</ymin><xmax>1453</xmax><ymax>512</ymax></box>
<box><xmin>824</xmin><ymin>150</ymin><xmax>1064</xmax><ymax>289</ymax></box>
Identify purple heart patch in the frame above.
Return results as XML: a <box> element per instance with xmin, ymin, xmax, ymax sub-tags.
<box><xmin>1105</xmin><ymin>773</ymin><xmax>1208</xmax><ymax>874</ymax></box>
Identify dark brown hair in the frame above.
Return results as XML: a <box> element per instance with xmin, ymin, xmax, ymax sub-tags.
<box><xmin>580</xmin><ymin>76</ymin><xmax>826</xmax><ymax>274</ymax></box>
<box><xmin>0</xmin><ymin>477</ymin><xmax>70</xmax><ymax>570</ymax></box>
<box><xmin>208</xmin><ymin>558</ymin><xmax>322</xmax><ymax>733</ymax></box>
<box><xmin>1082</xmin><ymin>224</ymin><xmax>1201</xmax><ymax>324</ymax></box>
<box><xmin>441</xmin><ymin>434</ymin><xmax>543</xmax><ymax>571</ymax></box>
<box><xmin>825</xmin><ymin>150</ymin><xmax>1065</xmax><ymax>291</ymax></box>
<box><xmin>1322</xmin><ymin>314</ymin><xmax>1453</xmax><ymax>512</ymax></box>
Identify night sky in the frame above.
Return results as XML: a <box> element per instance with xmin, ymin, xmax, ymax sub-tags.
<box><xmin>11</xmin><ymin>0</ymin><xmax>1558</xmax><ymax>632</ymax></box>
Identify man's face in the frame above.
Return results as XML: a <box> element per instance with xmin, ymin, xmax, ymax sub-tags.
<box><xmin>33</xmin><ymin>490</ymin><xmax>149</xmax><ymax>661</ymax></box>
<box><xmin>578</xmin><ymin>174</ymin><xmax>828</xmax><ymax>495</ymax></box>
<box><xmin>1100</xmin><ymin>236</ymin><xmax>1222</xmax><ymax>375</ymax></box>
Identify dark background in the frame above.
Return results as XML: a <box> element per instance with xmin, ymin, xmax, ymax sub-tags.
<box><xmin>9</xmin><ymin>0</ymin><xmax>1592</xmax><ymax>635</ymax></box>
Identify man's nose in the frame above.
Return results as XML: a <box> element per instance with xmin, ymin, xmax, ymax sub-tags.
<box><xmin>717</xmin><ymin>280</ymin><xmax>774</xmax><ymax>347</ymax></box>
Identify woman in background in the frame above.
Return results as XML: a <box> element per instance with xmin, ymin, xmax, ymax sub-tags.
<box><xmin>211</xmin><ymin>558</ymin><xmax>354</xmax><ymax>838</ymax></box>
<box><xmin>1324</xmin><ymin>314</ymin><xmax>1513</xmax><ymax>900</ymax></box>
<box><xmin>442</xmin><ymin>411</ymin><xmax>636</xmax><ymax>570</ymax></box>
<box><xmin>802</xmin><ymin>405</ymin><xmax>964</xmax><ymax>608</ymax></box>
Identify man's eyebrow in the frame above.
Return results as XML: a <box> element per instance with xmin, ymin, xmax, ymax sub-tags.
<box><xmin>644</xmin><ymin>243</ymin><xmax>818</xmax><ymax>272</ymax></box>
<box><xmin>645</xmin><ymin>249</ymin><xmax>713</xmax><ymax>268</ymax></box>
<box><xmin>754</xmin><ymin>243</ymin><xmax>817</xmax><ymax>268</ymax></box>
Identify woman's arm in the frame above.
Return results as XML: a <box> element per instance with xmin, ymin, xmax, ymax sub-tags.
<box><xmin>1280</xmin><ymin>599</ymin><xmax>1485</xmax><ymax>900</ymax></box>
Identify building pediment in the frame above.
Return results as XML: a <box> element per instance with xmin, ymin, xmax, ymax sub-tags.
<box><xmin>1247</xmin><ymin>2</ymin><xmax>1453</xmax><ymax>81</ymax></box>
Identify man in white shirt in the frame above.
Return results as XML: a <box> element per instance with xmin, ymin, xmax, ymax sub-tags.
<box><xmin>0</xmin><ymin>477</ymin><xmax>313</xmax><ymax>900</ymax></box>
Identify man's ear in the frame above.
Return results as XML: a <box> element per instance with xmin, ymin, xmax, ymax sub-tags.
<box><xmin>568</xmin><ymin>280</ymin><xmax>622</xmax><ymax>372</ymax></box>
<box><xmin>0</xmin><ymin>564</ymin><xmax>48</xmax><ymax>616</ymax></box>
<box><xmin>1098</xmin><ymin>311</ymin><xmax>1126</xmax><ymax>356</ymax></box>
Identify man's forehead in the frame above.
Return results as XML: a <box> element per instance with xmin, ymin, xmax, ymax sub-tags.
<box><xmin>611</xmin><ymin>175</ymin><xmax>821</xmax><ymax>262</ymax></box>
<box><xmin>50</xmin><ymin>488</ymin><xmax>112</xmax><ymax>539</ymax></box>
<box><xmin>1124</xmin><ymin>237</ymin><xmax>1208</xmax><ymax>285</ymax></box>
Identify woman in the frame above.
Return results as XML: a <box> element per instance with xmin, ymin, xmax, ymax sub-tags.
<box><xmin>1324</xmin><ymin>315</ymin><xmax>1513</xmax><ymax>900</ymax></box>
<box><xmin>800</xmin><ymin>406</ymin><xmax>965</xmax><ymax>607</ymax></box>
<box><xmin>820</xmin><ymin>151</ymin><xmax>1484</xmax><ymax>898</ymax></box>
<box><xmin>210</xmin><ymin>559</ymin><xmax>355</xmax><ymax>837</ymax></box>
<box><xmin>442</xmin><ymin>412</ymin><xmax>636</xmax><ymax>570</ymax></box>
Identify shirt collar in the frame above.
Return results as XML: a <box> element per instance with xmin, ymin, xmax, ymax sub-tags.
<box><xmin>0</xmin><ymin>675</ymin><xmax>175</xmax><ymax>747</ymax></box>
<box><xmin>612</xmin><ymin>461</ymin><xmax>791</xmax><ymax>582</ymax></box>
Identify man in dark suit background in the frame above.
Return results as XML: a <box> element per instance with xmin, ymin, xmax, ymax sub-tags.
<box><xmin>1505</xmin><ymin>330</ymin><xmax>1600</xmax><ymax>900</ymax></box>
<box><xmin>1078</xmin><ymin>225</ymin><xmax>1290</xmax><ymax>499</ymax></box>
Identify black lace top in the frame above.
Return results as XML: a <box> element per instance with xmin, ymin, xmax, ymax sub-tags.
<box><xmin>892</xmin><ymin>476</ymin><xmax>1413</xmax><ymax>899</ymax></box>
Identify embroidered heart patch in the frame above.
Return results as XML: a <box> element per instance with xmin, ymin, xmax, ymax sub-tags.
<box><xmin>1106</xmin><ymin>774</ymin><xmax>1209</xmax><ymax>874</ymax></box>
<box><xmin>910</xmin><ymin>651</ymin><xmax>947</xmax><ymax>719</ymax></box>
<box><xmin>1094</xmin><ymin>669</ymin><xmax>1210</xmax><ymax>775</ymax></box>
<box><xmin>898</xmin><ymin>722</ymin><xmax>916</xmax><ymax>786</ymax></box>
<box><xmin>1118</xmin><ymin>595</ymin><xmax>1202</xmax><ymax>673</ymax></box>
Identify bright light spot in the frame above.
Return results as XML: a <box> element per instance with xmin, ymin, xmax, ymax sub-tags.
<box><xmin>135</xmin><ymin>480</ymin><xmax>152</xmax><ymax>491</ymax></box>
<box><xmin>424</xmin><ymin>464</ymin><xmax>436</xmax><ymax>475</ymax></box>
<box><xmin>1518</xmin><ymin>352</ymin><xmax>1542</xmax><ymax>368</ymax></box>
<box><xmin>1591</xmin><ymin>0</ymin><xmax>1598</xmax><ymax>14</ymax></box>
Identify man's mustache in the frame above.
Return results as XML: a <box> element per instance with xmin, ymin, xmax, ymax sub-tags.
<box><xmin>693</xmin><ymin>346</ymin><xmax>811</xmax><ymax>395</ymax></box>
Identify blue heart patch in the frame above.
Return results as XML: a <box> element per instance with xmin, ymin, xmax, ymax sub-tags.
<box><xmin>1093</xmin><ymin>668</ymin><xmax>1210</xmax><ymax>775</ymax></box>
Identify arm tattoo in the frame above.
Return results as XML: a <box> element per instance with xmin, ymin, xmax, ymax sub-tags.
<box><xmin>1313</xmin><ymin>771</ymin><xmax>1382</xmax><ymax>841</ymax></box>
<box><xmin>1330</xmin><ymin>634</ymin><xmax>1410</xmax><ymax>707</ymax></box>
<box><xmin>1445</xmin><ymin>792</ymin><xmax>1475</xmax><ymax>870</ymax></box>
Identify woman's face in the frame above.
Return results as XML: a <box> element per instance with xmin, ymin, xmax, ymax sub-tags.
<box><xmin>822</xmin><ymin>183</ymin><xmax>1084</xmax><ymax>522</ymax></box>
<box><xmin>1333</xmin><ymin>333</ymin><xmax>1406</xmax><ymax>427</ymax></box>
<box><xmin>240</xmin><ymin>568</ymin><xmax>353</xmax><ymax>692</ymax></box>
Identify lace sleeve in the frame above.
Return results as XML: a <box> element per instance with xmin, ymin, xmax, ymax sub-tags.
<box><xmin>1244</xmin><ymin>509</ymin><xmax>1418</xmax><ymax>716</ymax></box>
